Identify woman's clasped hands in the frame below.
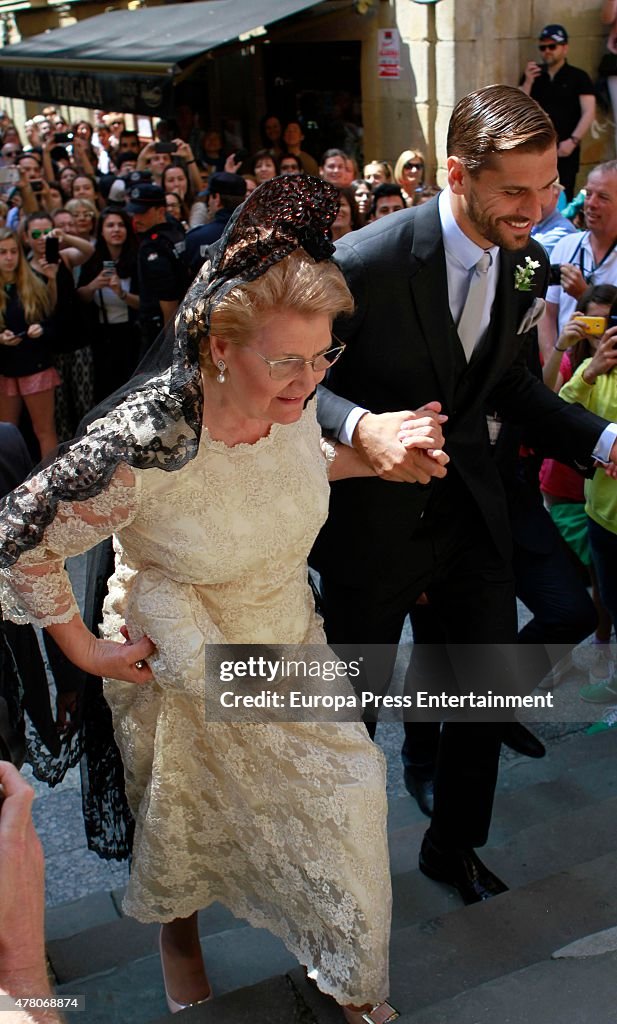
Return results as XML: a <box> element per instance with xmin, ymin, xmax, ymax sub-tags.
<box><xmin>0</xmin><ymin>324</ymin><xmax>43</xmax><ymax>345</ymax></box>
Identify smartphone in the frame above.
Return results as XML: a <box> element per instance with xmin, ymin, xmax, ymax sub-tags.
<box><xmin>233</xmin><ymin>148</ymin><xmax>248</xmax><ymax>162</ymax></box>
<box><xmin>608</xmin><ymin>315</ymin><xmax>617</xmax><ymax>333</ymax></box>
<box><xmin>30</xmin><ymin>180</ymin><xmax>44</xmax><ymax>192</ymax></box>
<box><xmin>102</xmin><ymin>260</ymin><xmax>116</xmax><ymax>278</ymax></box>
<box><xmin>45</xmin><ymin>235</ymin><xmax>60</xmax><ymax>264</ymax></box>
<box><xmin>54</xmin><ymin>132</ymin><xmax>74</xmax><ymax>144</ymax></box>
<box><xmin>573</xmin><ymin>315</ymin><xmax>606</xmax><ymax>337</ymax></box>
<box><xmin>154</xmin><ymin>142</ymin><xmax>177</xmax><ymax>154</ymax></box>
<box><xmin>549</xmin><ymin>264</ymin><xmax>561</xmax><ymax>286</ymax></box>
<box><xmin>0</xmin><ymin>166</ymin><xmax>19</xmax><ymax>185</ymax></box>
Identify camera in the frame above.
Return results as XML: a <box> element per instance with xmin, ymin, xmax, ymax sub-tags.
<box><xmin>30</xmin><ymin>180</ymin><xmax>44</xmax><ymax>192</ymax></box>
<box><xmin>549</xmin><ymin>264</ymin><xmax>561</xmax><ymax>286</ymax></box>
<box><xmin>154</xmin><ymin>142</ymin><xmax>177</xmax><ymax>154</ymax></box>
<box><xmin>54</xmin><ymin>132</ymin><xmax>74</xmax><ymax>145</ymax></box>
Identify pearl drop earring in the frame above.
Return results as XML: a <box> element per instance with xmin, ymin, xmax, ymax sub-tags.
<box><xmin>216</xmin><ymin>359</ymin><xmax>226</xmax><ymax>384</ymax></box>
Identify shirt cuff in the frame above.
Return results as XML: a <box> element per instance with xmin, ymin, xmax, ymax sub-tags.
<box><xmin>592</xmin><ymin>422</ymin><xmax>617</xmax><ymax>464</ymax></box>
<box><xmin>340</xmin><ymin>406</ymin><xmax>369</xmax><ymax>447</ymax></box>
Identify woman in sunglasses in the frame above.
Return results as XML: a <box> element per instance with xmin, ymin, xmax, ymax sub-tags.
<box><xmin>0</xmin><ymin>177</ymin><xmax>402</xmax><ymax>1024</ymax></box>
<box><xmin>393</xmin><ymin>149</ymin><xmax>426</xmax><ymax>206</ymax></box>
<box><xmin>0</xmin><ymin>227</ymin><xmax>58</xmax><ymax>456</ymax></box>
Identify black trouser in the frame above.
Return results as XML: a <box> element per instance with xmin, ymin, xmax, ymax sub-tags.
<box><xmin>319</xmin><ymin>490</ymin><xmax>515</xmax><ymax>850</ymax></box>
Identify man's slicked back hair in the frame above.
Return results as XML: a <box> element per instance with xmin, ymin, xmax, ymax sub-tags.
<box><xmin>447</xmin><ymin>85</ymin><xmax>557</xmax><ymax>175</ymax></box>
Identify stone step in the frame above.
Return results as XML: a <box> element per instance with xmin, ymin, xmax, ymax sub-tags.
<box><xmin>388</xmin><ymin>751</ymin><xmax>617</xmax><ymax>877</ymax></box>
<box><xmin>390</xmin><ymin>794</ymin><xmax>617</xmax><ymax>930</ymax></box>
<box><xmin>386</xmin><ymin>726</ymin><xmax>617</xmax><ymax>836</ymax></box>
<box><xmin>398</xmin><ymin>950</ymin><xmax>617</xmax><ymax>1024</ymax></box>
<box><xmin>386</xmin><ymin>850</ymin><xmax>617</xmax><ymax>1018</ymax></box>
<box><xmin>56</xmin><ymin>924</ymin><xmax>298</xmax><ymax>1024</ymax></box>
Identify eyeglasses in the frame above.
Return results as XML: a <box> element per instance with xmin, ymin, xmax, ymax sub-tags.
<box><xmin>110</xmin><ymin>121</ymin><xmax>124</xmax><ymax>128</ymax></box>
<box><xmin>246</xmin><ymin>339</ymin><xmax>346</xmax><ymax>380</ymax></box>
<box><xmin>404</xmin><ymin>161</ymin><xmax>424</xmax><ymax>171</ymax></box>
<box><xmin>538</xmin><ymin>43</ymin><xmax>559</xmax><ymax>51</ymax></box>
<box><xmin>30</xmin><ymin>228</ymin><xmax>53</xmax><ymax>239</ymax></box>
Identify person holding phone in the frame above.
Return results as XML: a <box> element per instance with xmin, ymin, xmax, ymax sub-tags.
<box><xmin>519</xmin><ymin>24</ymin><xmax>595</xmax><ymax>201</ymax></box>
<box><xmin>560</xmin><ymin>307</ymin><xmax>617</xmax><ymax>704</ymax></box>
<box><xmin>77</xmin><ymin>208</ymin><xmax>140</xmax><ymax>401</ymax></box>
<box><xmin>0</xmin><ymin>228</ymin><xmax>58</xmax><ymax>457</ymax></box>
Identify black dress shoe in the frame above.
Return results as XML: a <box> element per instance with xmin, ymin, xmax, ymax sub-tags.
<box><xmin>419</xmin><ymin>834</ymin><xmax>509</xmax><ymax>905</ymax></box>
<box><xmin>501</xmin><ymin>722</ymin><xmax>546</xmax><ymax>759</ymax></box>
<box><xmin>403</xmin><ymin>766</ymin><xmax>434</xmax><ymax>817</ymax></box>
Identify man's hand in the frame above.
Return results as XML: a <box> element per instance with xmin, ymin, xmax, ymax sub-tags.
<box><xmin>559</xmin><ymin>263</ymin><xmax>588</xmax><ymax>300</ymax></box>
<box><xmin>353</xmin><ymin>402</ymin><xmax>449</xmax><ymax>483</ymax></box>
<box><xmin>521</xmin><ymin>61</ymin><xmax>543</xmax><ymax>93</ymax></box>
<box><xmin>0</xmin><ymin>762</ymin><xmax>45</xmax><ymax>985</ymax></box>
<box><xmin>557</xmin><ymin>138</ymin><xmax>577</xmax><ymax>158</ymax></box>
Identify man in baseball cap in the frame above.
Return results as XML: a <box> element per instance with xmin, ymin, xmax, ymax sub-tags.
<box><xmin>185</xmin><ymin>171</ymin><xmax>247</xmax><ymax>276</ymax></box>
<box><xmin>128</xmin><ymin>182</ymin><xmax>190</xmax><ymax>355</ymax></box>
<box><xmin>520</xmin><ymin>23</ymin><xmax>595</xmax><ymax>199</ymax></box>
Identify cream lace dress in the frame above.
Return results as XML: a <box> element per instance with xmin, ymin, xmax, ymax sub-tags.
<box><xmin>0</xmin><ymin>400</ymin><xmax>391</xmax><ymax>1006</ymax></box>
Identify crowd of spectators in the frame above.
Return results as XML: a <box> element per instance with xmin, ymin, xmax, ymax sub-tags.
<box><xmin>0</xmin><ymin>106</ymin><xmax>441</xmax><ymax>455</ymax></box>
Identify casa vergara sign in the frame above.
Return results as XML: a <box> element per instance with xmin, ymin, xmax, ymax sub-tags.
<box><xmin>0</xmin><ymin>65</ymin><xmax>174</xmax><ymax>115</ymax></box>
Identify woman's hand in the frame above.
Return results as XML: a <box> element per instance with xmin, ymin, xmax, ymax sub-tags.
<box><xmin>27</xmin><ymin>323</ymin><xmax>43</xmax><ymax>339</ymax></box>
<box><xmin>556</xmin><ymin>315</ymin><xmax>588</xmax><ymax>351</ymax></box>
<box><xmin>37</xmin><ymin>257</ymin><xmax>59</xmax><ymax>282</ymax></box>
<box><xmin>106</xmin><ymin>272</ymin><xmax>122</xmax><ymax>296</ymax></box>
<box><xmin>0</xmin><ymin>329</ymin><xmax>20</xmax><ymax>346</ymax></box>
<box><xmin>582</xmin><ymin>326</ymin><xmax>617</xmax><ymax>384</ymax></box>
<box><xmin>84</xmin><ymin>633</ymin><xmax>156</xmax><ymax>684</ymax></box>
<box><xmin>224</xmin><ymin>153</ymin><xmax>242</xmax><ymax>174</ymax></box>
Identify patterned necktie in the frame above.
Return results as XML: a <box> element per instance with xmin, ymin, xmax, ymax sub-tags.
<box><xmin>457</xmin><ymin>251</ymin><xmax>492</xmax><ymax>362</ymax></box>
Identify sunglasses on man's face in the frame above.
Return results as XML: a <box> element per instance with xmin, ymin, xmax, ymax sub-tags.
<box><xmin>538</xmin><ymin>43</ymin><xmax>559</xmax><ymax>51</ymax></box>
<box><xmin>30</xmin><ymin>228</ymin><xmax>53</xmax><ymax>239</ymax></box>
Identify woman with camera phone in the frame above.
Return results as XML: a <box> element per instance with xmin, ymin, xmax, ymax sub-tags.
<box><xmin>0</xmin><ymin>227</ymin><xmax>58</xmax><ymax>456</ymax></box>
<box><xmin>77</xmin><ymin>208</ymin><xmax>140</xmax><ymax>402</ymax></box>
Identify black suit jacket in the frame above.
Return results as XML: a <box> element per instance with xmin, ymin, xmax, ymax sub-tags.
<box><xmin>313</xmin><ymin>198</ymin><xmax>607</xmax><ymax>583</ymax></box>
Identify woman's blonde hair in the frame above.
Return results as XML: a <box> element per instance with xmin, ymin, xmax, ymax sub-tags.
<box><xmin>65</xmin><ymin>197</ymin><xmax>98</xmax><ymax>226</ymax></box>
<box><xmin>201</xmin><ymin>250</ymin><xmax>354</xmax><ymax>375</ymax></box>
<box><xmin>0</xmin><ymin>228</ymin><xmax>54</xmax><ymax>326</ymax></box>
<box><xmin>394</xmin><ymin>149</ymin><xmax>426</xmax><ymax>189</ymax></box>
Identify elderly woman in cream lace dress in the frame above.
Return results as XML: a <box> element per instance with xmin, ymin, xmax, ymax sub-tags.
<box><xmin>0</xmin><ymin>177</ymin><xmax>437</xmax><ymax>1023</ymax></box>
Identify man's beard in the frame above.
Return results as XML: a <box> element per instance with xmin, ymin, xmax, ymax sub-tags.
<box><xmin>467</xmin><ymin>188</ymin><xmax>532</xmax><ymax>252</ymax></box>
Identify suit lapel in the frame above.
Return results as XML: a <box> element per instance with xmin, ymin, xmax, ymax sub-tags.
<box><xmin>408</xmin><ymin>200</ymin><xmax>458</xmax><ymax>411</ymax></box>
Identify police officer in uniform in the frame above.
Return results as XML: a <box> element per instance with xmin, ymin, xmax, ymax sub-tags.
<box><xmin>126</xmin><ymin>182</ymin><xmax>190</xmax><ymax>355</ymax></box>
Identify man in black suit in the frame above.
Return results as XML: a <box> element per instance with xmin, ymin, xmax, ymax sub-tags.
<box><xmin>312</xmin><ymin>85</ymin><xmax>617</xmax><ymax>903</ymax></box>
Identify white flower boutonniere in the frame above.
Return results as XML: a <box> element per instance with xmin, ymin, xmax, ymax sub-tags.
<box><xmin>514</xmin><ymin>256</ymin><xmax>541</xmax><ymax>292</ymax></box>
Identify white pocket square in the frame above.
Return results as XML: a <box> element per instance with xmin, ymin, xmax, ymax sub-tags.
<box><xmin>517</xmin><ymin>297</ymin><xmax>546</xmax><ymax>335</ymax></box>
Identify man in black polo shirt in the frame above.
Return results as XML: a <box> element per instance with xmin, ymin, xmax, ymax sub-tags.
<box><xmin>126</xmin><ymin>182</ymin><xmax>190</xmax><ymax>355</ymax></box>
<box><xmin>520</xmin><ymin>24</ymin><xmax>595</xmax><ymax>200</ymax></box>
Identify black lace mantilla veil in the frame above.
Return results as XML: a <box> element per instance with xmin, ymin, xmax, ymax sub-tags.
<box><xmin>0</xmin><ymin>175</ymin><xmax>339</xmax><ymax>859</ymax></box>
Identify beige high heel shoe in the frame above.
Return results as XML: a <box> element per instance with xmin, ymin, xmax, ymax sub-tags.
<box><xmin>159</xmin><ymin>929</ymin><xmax>213</xmax><ymax>1014</ymax></box>
<box><xmin>342</xmin><ymin>1001</ymin><xmax>399</xmax><ymax>1023</ymax></box>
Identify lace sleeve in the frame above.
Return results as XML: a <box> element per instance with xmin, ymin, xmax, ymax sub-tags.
<box><xmin>0</xmin><ymin>462</ymin><xmax>140</xmax><ymax>628</ymax></box>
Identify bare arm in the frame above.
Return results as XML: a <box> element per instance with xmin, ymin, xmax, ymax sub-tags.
<box><xmin>601</xmin><ymin>0</ymin><xmax>617</xmax><ymax>26</ymax></box>
<box><xmin>538</xmin><ymin>300</ymin><xmax>559</xmax><ymax>363</ymax></box>
<box><xmin>0</xmin><ymin>763</ymin><xmax>62</xmax><ymax>1024</ymax></box>
<box><xmin>54</xmin><ymin>231</ymin><xmax>94</xmax><ymax>268</ymax></box>
<box><xmin>542</xmin><ymin>315</ymin><xmax>587</xmax><ymax>390</ymax></box>
<box><xmin>160</xmin><ymin>299</ymin><xmax>179</xmax><ymax>325</ymax></box>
